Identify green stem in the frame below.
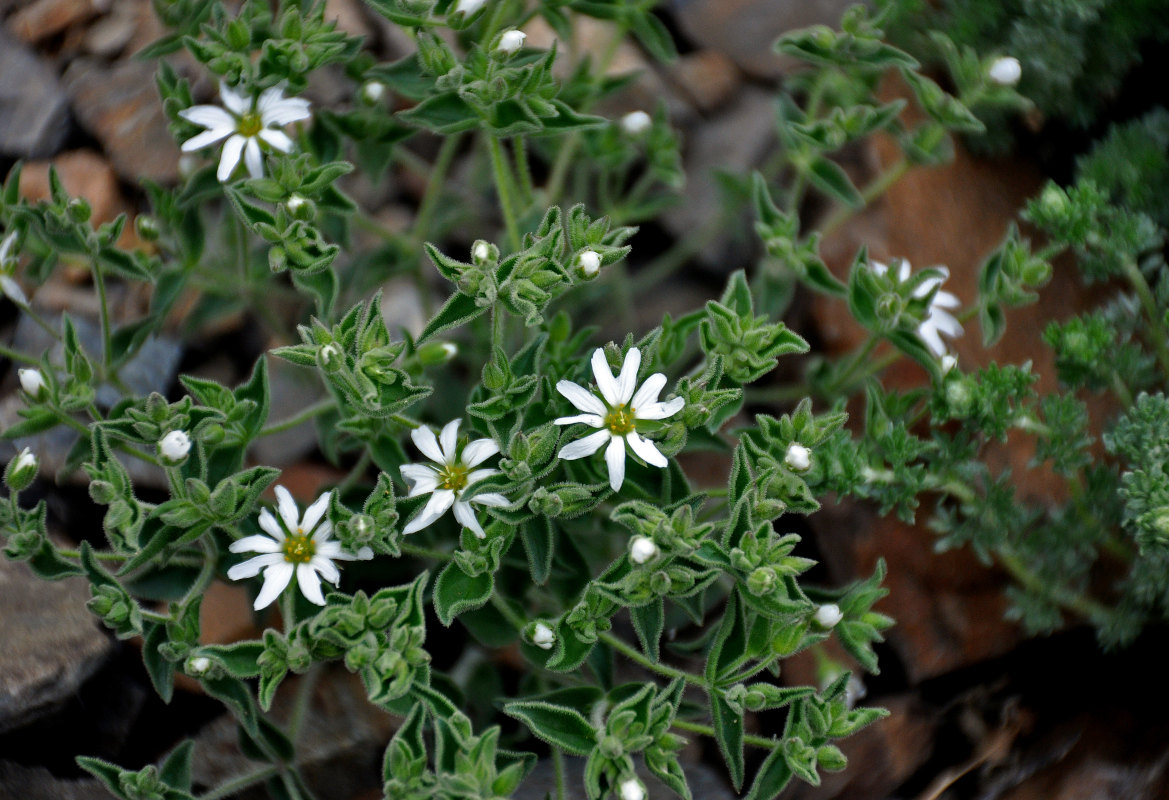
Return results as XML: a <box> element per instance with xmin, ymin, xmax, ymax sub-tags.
<box><xmin>180</xmin><ymin>538</ymin><xmax>219</xmax><ymax>608</ymax></box>
<box><xmin>553</xmin><ymin>748</ymin><xmax>567</xmax><ymax>800</ymax></box>
<box><xmin>22</xmin><ymin>304</ymin><xmax>63</xmax><ymax>343</ymax></box>
<box><xmin>282</xmin><ymin>589</ymin><xmax>297</xmax><ymax>633</ymax></box>
<box><xmin>0</xmin><ymin>341</ymin><xmax>38</xmax><ymax>365</ymax></box>
<box><xmin>259</xmin><ymin>399</ymin><xmax>334</xmax><ymax>438</ymax></box>
<box><xmin>1121</xmin><ymin>259</ymin><xmax>1169</xmax><ymax>377</ymax></box>
<box><xmin>487</xmin><ymin>135</ymin><xmax>522</xmax><ymax>251</ymax></box>
<box><xmin>91</xmin><ymin>257</ymin><xmax>113</xmax><ymax>375</ymax></box>
<box><xmin>197</xmin><ymin>766</ymin><xmax>280</xmax><ymax>800</ymax></box>
<box><xmin>400</xmin><ymin>541</ymin><xmax>451</xmax><ymax>561</ymax></box>
<box><xmin>288</xmin><ymin>663</ymin><xmax>322</xmax><ymax>743</ymax></box>
<box><xmin>597</xmin><ymin>631</ymin><xmax>706</xmax><ymax>689</ymax></box>
<box><xmin>815</xmin><ymin>157</ymin><xmax>911</xmax><ymax>241</ymax></box>
<box><xmin>412</xmin><ymin>133</ymin><xmax>464</xmax><ymax>245</ymax></box>
<box><xmin>58</xmin><ymin>547</ymin><xmax>126</xmax><ymax>561</ymax></box>
<box><xmin>513</xmin><ymin>136</ymin><xmax>534</xmax><ymax>205</ymax></box>
<box><xmin>490</xmin><ymin>590</ymin><xmax>528</xmax><ymax>631</ymax></box>
<box><xmin>670</xmin><ymin>718</ymin><xmax>779</xmax><ymax>751</ymax></box>
<box><xmin>822</xmin><ymin>336</ymin><xmax>880</xmax><ymax>396</ymax></box>
<box><xmin>997</xmin><ymin>549</ymin><xmax>1111</xmax><ymax>623</ymax></box>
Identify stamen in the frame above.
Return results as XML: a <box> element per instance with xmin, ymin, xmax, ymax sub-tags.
<box><xmin>238</xmin><ymin>112</ymin><xmax>263</xmax><ymax>137</ymax></box>
<box><xmin>604</xmin><ymin>405</ymin><xmax>635</xmax><ymax>435</ymax></box>
<box><xmin>282</xmin><ymin>534</ymin><xmax>316</xmax><ymax>564</ymax></box>
<box><xmin>438</xmin><ymin>463</ymin><xmax>469</xmax><ymax>492</ymax></box>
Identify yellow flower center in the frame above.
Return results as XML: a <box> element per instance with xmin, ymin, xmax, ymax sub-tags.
<box><xmin>438</xmin><ymin>463</ymin><xmax>469</xmax><ymax>492</ymax></box>
<box><xmin>604</xmin><ymin>405</ymin><xmax>635</xmax><ymax>436</ymax></box>
<box><xmin>282</xmin><ymin>531</ymin><xmax>316</xmax><ymax>564</ymax></box>
<box><xmin>238</xmin><ymin>111</ymin><xmax>263</xmax><ymax>137</ymax></box>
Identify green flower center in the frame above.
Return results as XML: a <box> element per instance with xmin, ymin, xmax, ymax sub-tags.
<box><xmin>438</xmin><ymin>463</ymin><xmax>469</xmax><ymax>492</ymax></box>
<box><xmin>238</xmin><ymin>111</ymin><xmax>263</xmax><ymax>137</ymax></box>
<box><xmin>282</xmin><ymin>531</ymin><xmax>316</xmax><ymax>564</ymax></box>
<box><xmin>604</xmin><ymin>405</ymin><xmax>635</xmax><ymax>436</ymax></box>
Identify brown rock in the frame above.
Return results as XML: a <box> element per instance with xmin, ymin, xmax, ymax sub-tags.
<box><xmin>668</xmin><ymin>50</ymin><xmax>741</xmax><ymax>113</ymax></box>
<box><xmin>63</xmin><ymin>58</ymin><xmax>180</xmax><ymax>183</ymax></box>
<box><xmin>21</xmin><ymin>149</ymin><xmax>126</xmax><ymax>227</ymax></box>
<box><xmin>7</xmin><ymin>0</ymin><xmax>100</xmax><ymax>43</ymax></box>
<box><xmin>83</xmin><ymin>0</ymin><xmax>140</xmax><ymax>57</ymax></box>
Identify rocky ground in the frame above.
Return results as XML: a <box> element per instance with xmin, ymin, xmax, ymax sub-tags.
<box><xmin>2</xmin><ymin>1</ymin><xmax>1168</xmax><ymax>798</ymax></box>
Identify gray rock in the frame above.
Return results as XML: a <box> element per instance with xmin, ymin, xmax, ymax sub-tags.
<box><xmin>0</xmin><ymin>557</ymin><xmax>113</xmax><ymax>734</ymax></box>
<box><xmin>0</xmin><ymin>29</ymin><xmax>71</xmax><ymax>159</ymax></box>
<box><xmin>0</xmin><ymin>762</ymin><xmax>108</xmax><ymax>800</ymax></box>
<box><xmin>248</xmin><ymin>356</ymin><xmax>327</xmax><ymax>467</ymax></box>
<box><xmin>514</xmin><ymin>755</ymin><xmax>735</xmax><ymax>800</ymax></box>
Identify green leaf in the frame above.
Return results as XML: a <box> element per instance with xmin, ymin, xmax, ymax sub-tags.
<box><xmin>503</xmin><ymin>700</ymin><xmax>597</xmax><ymax>756</ymax></box>
<box><xmin>520</xmin><ymin>517</ymin><xmax>554</xmax><ymax>585</ymax></box>
<box><xmin>806</xmin><ymin>156</ymin><xmax>863</xmax><ymax>208</ymax></box>
<box><xmin>433</xmin><ymin>561</ymin><xmax>494</xmax><ymax>625</ymax></box>
<box><xmin>202</xmin><ymin>641</ymin><xmax>264</xmax><ymax>678</ymax></box>
<box><xmin>630</xmin><ymin>598</ymin><xmax>664</xmax><ymax>662</ymax></box>
<box><xmin>159</xmin><ymin>740</ymin><xmax>195</xmax><ymax>792</ymax></box>
<box><xmin>143</xmin><ymin>621</ymin><xmax>176</xmax><ymax>703</ymax></box>
<box><xmin>745</xmin><ymin>744</ymin><xmax>793</xmax><ymax>800</ymax></box>
<box><xmin>711</xmin><ymin>692</ymin><xmax>745</xmax><ymax>790</ymax></box>
<box><xmin>418</xmin><ymin>291</ymin><xmax>488</xmax><ymax>342</ymax></box>
<box><xmin>397</xmin><ymin>92</ymin><xmax>480</xmax><ymax>134</ymax></box>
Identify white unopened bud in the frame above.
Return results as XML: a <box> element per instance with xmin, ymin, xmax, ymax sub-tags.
<box><xmin>159</xmin><ymin>430</ymin><xmax>192</xmax><ymax>462</ymax></box>
<box><xmin>497</xmin><ymin>29</ymin><xmax>526</xmax><ymax>55</ymax></box>
<box><xmin>785</xmin><ymin>443</ymin><xmax>811</xmax><ymax>472</ymax></box>
<box><xmin>577</xmin><ymin>249</ymin><xmax>601</xmax><ymax>278</ymax></box>
<box><xmin>988</xmin><ymin>56</ymin><xmax>1021</xmax><ymax>87</ymax></box>
<box><xmin>813</xmin><ymin>603</ymin><xmax>843</xmax><ymax>629</ymax></box>
<box><xmin>620</xmin><ymin>110</ymin><xmax>652</xmax><ymax>136</ymax></box>
<box><xmin>178</xmin><ymin>154</ymin><xmax>199</xmax><ymax>179</ymax></box>
<box><xmin>319</xmin><ymin>342</ymin><xmax>343</xmax><ymax>371</ymax></box>
<box><xmin>18</xmin><ymin>368</ymin><xmax>46</xmax><ymax>399</ymax></box>
<box><xmin>472</xmin><ymin>240</ymin><xmax>491</xmax><ymax>262</ymax></box>
<box><xmin>188</xmin><ymin>656</ymin><xmax>211</xmax><ymax>675</ymax></box>
<box><xmin>6</xmin><ymin>447</ymin><xmax>38</xmax><ymax>491</ymax></box>
<box><xmin>941</xmin><ymin>354</ymin><xmax>958</xmax><ymax>374</ymax></box>
<box><xmin>629</xmin><ymin>535</ymin><xmax>659</xmax><ymax>565</ymax></box>
<box><xmin>532</xmin><ymin>622</ymin><xmax>555</xmax><ymax>650</ymax></box>
<box><xmin>454</xmin><ymin>0</ymin><xmax>486</xmax><ymax>15</ymax></box>
<box><xmin>619</xmin><ymin>778</ymin><xmax>646</xmax><ymax>800</ymax></box>
<box><xmin>360</xmin><ymin>80</ymin><xmax>386</xmax><ymax>104</ymax></box>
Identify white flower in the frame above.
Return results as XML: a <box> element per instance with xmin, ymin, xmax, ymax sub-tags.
<box><xmin>179</xmin><ymin>82</ymin><xmax>311</xmax><ymax>182</ymax></box>
<box><xmin>619</xmin><ymin>778</ymin><xmax>646</xmax><ymax>800</ymax></box>
<box><xmin>159</xmin><ymin>430</ymin><xmax>191</xmax><ymax>462</ymax></box>
<box><xmin>0</xmin><ymin>231</ymin><xmax>27</xmax><ymax>306</ymax></box>
<box><xmin>872</xmin><ymin>259</ymin><xmax>963</xmax><ymax>358</ymax></box>
<box><xmin>785</xmin><ymin>443</ymin><xmax>811</xmax><ymax>472</ymax></box>
<box><xmin>472</xmin><ymin>240</ymin><xmax>491</xmax><ymax>262</ymax></box>
<box><xmin>814</xmin><ymin>603</ymin><xmax>843</xmax><ymax>629</ymax></box>
<box><xmin>399</xmin><ymin>419</ymin><xmax>509</xmax><ymax>538</ymax></box>
<box><xmin>988</xmin><ymin>56</ymin><xmax>1022</xmax><ymax>87</ymax></box>
<box><xmin>577</xmin><ymin>249</ymin><xmax>602</xmax><ymax>278</ymax></box>
<box><xmin>531</xmin><ymin>622</ymin><xmax>555</xmax><ymax>650</ymax></box>
<box><xmin>188</xmin><ymin>656</ymin><xmax>211</xmax><ymax>675</ymax></box>
<box><xmin>629</xmin><ymin>535</ymin><xmax>659</xmax><ymax>565</ymax></box>
<box><xmin>228</xmin><ymin>486</ymin><xmax>373</xmax><ymax>610</ymax></box>
<box><xmin>497</xmin><ymin>29</ymin><xmax>526</xmax><ymax>54</ymax></box>
<box><xmin>360</xmin><ymin>80</ymin><xmax>386</xmax><ymax>104</ymax></box>
<box><xmin>287</xmin><ymin>193</ymin><xmax>308</xmax><ymax>213</ymax></box>
<box><xmin>620</xmin><ymin>110</ymin><xmax>652</xmax><ymax>136</ymax></box>
<box><xmin>12</xmin><ymin>447</ymin><xmax>37</xmax><ymax>475</ymax></box>
<box><xmin>554</xmin><ymin>347</ymin><xmax>684</xmax><ymax>492</ymax></box>
<box><xmin>454</xmin><ymin>0</ymin><xmax>486</xmax><ymax>14</ymax></box>
<box><xmin>18</xmin><ymin>368</ymin><xmax>46</xmax><ymax>399</ymax></box>
<box><xmin>941</xmin><ymin>354</ymin><xmax>958</xmax><ymax>374</ymax></box>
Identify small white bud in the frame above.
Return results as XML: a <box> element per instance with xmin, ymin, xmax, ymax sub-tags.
<box><xmin>619</xmin><ymin>778</ymin><xmax>646</xmax><ymax>800</ymax></box>
<box><xmin>577</xmin><ymin>249</ymin><xmax>602</xmax><ymax>278</ymax></box>
<box><xmin>629</xmin><ymin>535</ymin><xmax>659</xmax><ymax>565</ymax></box>
<box><xmin>532</xmin><ymin>622</ymin><xmax>555</xmax><ymax>650</ymax></box>
<box><xmin>319</xmin><ymin>342</ymin><xmax>343</xmax><ymax>368</ymax></box>
<box><xmin>441</xmin><ymin>343</ymin><xmax>458</xmax><ymax>358</ymax></box>
<box><xmin>497</xmin><ymin>29</ymin><xmax>526</xmax><ymax>55</ymax></box>
<box><xmin>188</xmin><ymin>656</ymin><xmax>211</xmax><ymax>675</ymax></box>
<box><xmin>159</xmin><ymin>430</ymin><xmax>192</xmax><ymax>462</ymax></box>
<box><xmin>813</xmin><ymin>603</ymin><xmax>843</xmax><ymax>629</ymax></box>
<box><xmin>287</xmin><ymin>193</ymin><xmax>307</xmax><ymax>212</ymax></box>
<box><xmin>988</xmin><ymin>56</ymin><xmax>1022</xmax><ymax>87</ymax></box>
<box><xmin>18</xmin><ymin>368</ymin><xmax>46</xmax><ymax>399</ymax></box>
<box><xmin>472</xmin><ymin>240</ymin><xmax>491</xmax><ymax>262</ymax></box>
<box><xmin>785</xmin><ymin>443</ymin><xmax>811</xmax><ymax>472</ymax></box>
<box><xmin>7</xmin><ymin>447</ymin><xmax>39</xmax><ymax>491</ymax></box>
<box><xmin>13</xmin><ymin>447</ymin><xmax>37</xmax><ymax>474</ymax></box>
<box><xmin>845</xmin><ymin>673</ymin><xmax>867</xmax><ymax>709</ymax></box>
<box><xmin>941</xmin><ymin>354</ymin><xmax>958</xmax><ymax>374</ymax></box>
<box><xmin>454</xmin><ymin>0</ymin><xmax>486</xmax><ymax>15</ymax></box>
<box><xmin>620</xmin><ymin>110</ymin><xmax>652</xmax><ymax>136</ymax></box>
<box><xmin>360</xmin><ymin>80</ymin><xmax>386</xmax><ymax>104</ymax></box>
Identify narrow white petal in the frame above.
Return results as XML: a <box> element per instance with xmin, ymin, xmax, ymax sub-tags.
<box><xmin>181</xmin><ymin>127</ymin><xmax>233</xmax><ymax>152</ymax></box>
<box><xmin>897</xmin><ymin>260</ymin><xmax>912</xmax><ymax>282</ymax></box>
<box><xmin>274</xmin><ymin>485</ymin><xmax>300</xmax><ymax>532</ymax></box>
<box><xmin>605</xmin><ymin>435</ymin><xmax>627</xmax><ymax>492</ymax></box>
<box><xmin>310</xmin><ymin>555</ymin><xmax>341</xmax><ymax>585</ymax></box>
<box><xmin>461</xmin><ymin>437</ymin><xmax>499</xmax><ymax>468</ymax></box>
<box><xmin>626</xmin><ymin>432</ymin><xmax>668</xmax><ymax>467</ymax></box>
<box><xmin>411</xmin><ymin>425</ymin><xmax>445</xmax><ymax>464</ymax></box>
<box><xmin>452</xmin><ymin>500</ymin><xmax>486</xmax><ymax>538</ymax></box>
<box><xmin>217</xmin><ymin>135</ymin><xmax>245</xmax><ymax>181</ymax></box>
<box><xmin>400</xmin><ymin>464</ymin><xmax>440</xmax><ymax>497</ymax></box>
<box><xmin>227</xmin><ymin>552</ymin><xmax>283</xmax><ymax>579</ymax></box>
<box><xmin>229</xmin><ymin>535</ymin><xmax>282</xmax><ymax>554</ymax></box>
<box><xmin>614</xmin><ymin>347</ymin><xmax>641</xmax><ymax>405</ymax></box>
<box><xmin>629</xmin><ymin>373</ymin><xmax>666</xmax><ymax>411</ymax></box>
<box><xmin>555</xmin><ymin>380</ymin><xmax>607</xmax><ymax>416</ymax></box>
<box><xmin>296</xmin><ymin>563</ymin><xmax>325</xmax><ymax>605</ymax></box>
<box><xmin>310</xmin><ymin>520</ymin><xmax>333</xmax><ymax>543</ymax></box>
<box><xmin>930</xmin><ymin>309</ymin><xmax>964</xmax><ymax>337</ymax></box>
<box><xmin>932</xmin><ymin>290</ymin><xmax>961</xmax><ymax>310</ymax></box>
<box><xmin>558</xmin><ymin>429</ymin><xmax>611</xmax><ymax>460</ymax></box>
<box><xmin>419</xmin><ymin>488</ymin><xmax>456</xmax><ymax>520</ymax></box>
<box><xmin>591</xmin><ymin>348</ymin><xmax>620</xmax><ymax>406</ymax></box>
<box><xmin>635</xmin><ymin>396</ymin><xmax>685</xmax><ymax>420</ymax></box>
<box><xmin>919</xmin><ymin>325</ymin><xmax>946</xmax><ymax>357</ymax></box>
<box><xmin>257</xmin><ymin>85</ymin><xmax>286</xmax><ymax>113</ymax></box>
<box><xmin>258</xmin><ymin>127</ymin><xmax>294</xmax><ymax>153</ymax></box>
<box><xmin>253</xmin><ymin>562</ymin><xmax>294</xmax><ymax>610</ymax></box>
<box><xmin>553</xmin><ymin>413</ymin><xmax>604</xmax><ymax>427</ymax></box>
<box><xmin>465</xmin><ymin>468</ymin><xmax>498</xmax><ymax>487</ymax></box>
<box><xmin>0</xmin><ymin>232</ymin><xmax>15</xmax><ymax>262</ymax></box>
<box><xmin>301</xmin><ymin>491</ymin><xmax>331</xmax><ymax>534</ymax></box>
<box><xmin>243</xmin><ymin>137</ymin><xmax>264</xmax><ymax>179</ymax></box>
<box><xmin>262</xmin><ymin>101</ymin><xmax>311</xmax><ymax>127</ymax></box>
<box><xmin>179</xmin><ymin>105</ymin><xmax>236</xmax><ymax>131</ymax></box>
<box><xmin>220</xmin><ymin>82</ymin><xmax>250</xmax><ymax>115</ymax></box>
<box><xmin>439</xmin><ymin>419</ymin><xmax>461</xmax><ymax>462</ymax></box>
<box><xmin>1</xmin><ymin>276</ymin><xmax>27</xmax><ymax>306</ymax></box>
<box><xmin>470</xmin><ymin>492</ymin><xmax>510</xmax><ymax>508</ymax></box>
<box><xmin>257</xmin><ymin>508</ymin><xmax>286</xmax><ymax>541</ymax></box>
<box><xmin>403</xmin><ymin>506</ymin><xmax>444</xmax><ymax>535</ymax></box>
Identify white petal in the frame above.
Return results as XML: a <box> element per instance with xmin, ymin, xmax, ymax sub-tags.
<box><xmin>243</xmin><ymin>137</ymin><xmax>264</xmax><ymax>179</ymax></box>
<box><xmin>220</xmin><ymin>82</ymin><xmax>251</xmax><ymax>115</ymax></box>
<box><xmin>605</xmin><ymin>435</ymin><xmax>627</xmax><ymax>492</ymax></box>
<box><xmin>310</xmin><ymin>554</ymin><xmax>341</xmax><ymax>585</ymax></box>
<box><xmin>629</xmin><ymin>373</ymin><xmax>666</xmax><ymax>411</ymax></box>
<box><xmin>0</xmin><ymin>232</ymin><xmax>15</xmax><ymax>262</ymax></box>
<box><xmin>253</xmin><ymin>562</ymin><xmax>294</xmax><ymax>610</ymax></box>
<box><xmin>229</xmin><ymin>534</ymin><xmax>282</xmax><ymax>554</ymax></box>
<box><xmin>439</xmin><ymin>419</ymin><xmax>461</xmax><ymax>462</ymax></box>
<box><xmin>461</xmin><ymin>437</ymin><xmax>499</xmax><ymax>468</ymax></box>
<box><xmin>217</xmin><ymin>135</ymin><xmax>245</xmax><ymax>181</ymax></box>
<box><xmin>420</xmin><ymin>488</ymin><xmax>456</xmax><ymax>519</ymax></box>
<box><xmin>311</xmin><ymin>520</ymin><xmax>333</xmax><ymax>543</ymax></box>
<box><xmin>614</xmin><ymin>347</ymin><xmax>641</xmax><ymax>405</ymax></box>
<box><xmin>259</xmin><ymin>90</ymin><xmax>310</xmax><ymax>126</ymax></box>
<box><xmin>464</xmin><ymin>468</ymin><xmax>498</xmax><ymax>487</ymax></box>
<box><xmin>470</xmin><ymin>492</ymin><xmax>510</xmax><ymax>508</ymax></box>
<box><xmin>452</xmin><ymin>500</ymin><xmax>486</xmax><ymax>538</ymax></box>
<box><xmin>296</xmin><ymin>563</ymin><xmax>325</xmax><ymax>605</ymax></box>
<box><xmin>636</xmin><ymin>396</ymin><xmax>685</xmax><ymax>420</ymax></box>
<box><xmin>179</xmin><ymin>105</ymin><xmax>236</xmax><ymax>131</ymax></box>
<box><xmin>403</xmin><ymin>506</ymin><xmax>444</xmax><ymax>535</ymax></box>
<box><xmin>400</xmin><ymin>464</ymin><xmax>439</xmax><ymax>497</ymax></box>
<box><xmin>897</xmin><ymin>260</ymin><xmax>911</xmax><ymax>282</ymax></box>
<box><xmin>274</xmin><ymin>485</ymin><xmax>300</xmax><ymax>532</ymax></box>
<box><xmin>227</xmin><ymin>552</ymin><xmax>284</xmax><ymax>580</ymax></box>
<box><xmin>555</xmin><ymin>380</ymin><xmax>607</xmax><ymax>417</ymax></box>
<box><xmin>180</xmin><ymin>127</ymin><xmax>233</xmax><ymax>152</ymax></box>
<box><xmin>591</xmin><ymin>348</ymin><xmax>621</xmax><ymax>406</ymax></box>
<box><xmin>628</xmin><ymin>432</ymin><xmax>669</xmax><ymax>467</ymax></box>
<box><xmin>553</xmin><ymin>413</ymin><xmax>604</xmax><ymax>427</ymax></box>
<box><xmin>258</xmin><ymin>127</ymin><xmax>294</xmax><ymax>153</ymax></box>
<box><xmin>257</xmin><ymin>508</ymin><xmax>286</xmax><ymax>541</ymax></box>
<box><xmin>1</xmin><ymin>276</ymin><xmax>27</xmax><ymax>306</ymax></box>
<box><xmin>932</xmin><ymin>290</ymin><xmax>961</xmax><ymax>310</ymax></box>
<box><xmin>301</xmin><ymin>491</ymin><xmax>331</xmax><ymax>534</ymax></box>
<box><xmin>919</xmin><ymin>324</ymin><xmax>946</xmax><ymax>357</ymax></box>
<box><xmin>257</xmin><ymin>85</ymin><xmax>287</xmax><ymax>114</ymax></box>
<box><xmin>930</xmin><ymin>309</ymin><xmax>964</xmax><ymax>337</ymax></box>
<box><xmin>558</xmin><ymin>429</ymin><xmax>611</xmax><ymax>460</ymax></box>
<box><xmin>411</xmin><ymin>425</ymin><xmax>445</xmax><ymax>464</ymax></box>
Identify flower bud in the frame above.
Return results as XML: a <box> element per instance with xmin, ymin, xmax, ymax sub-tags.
<box><xmin>629</xmin><ymin>535</ymin><xmax>659</xmax><ymax>565</ymax></box>
<box><xmin>747</xmin><ymin>566</ymin><xmax>776</xmax><ymax>596</ymax></box>
<box><xmin>472</xmin><ymin>240</ymin><xmax>494</xmax><ymax>264</ymax></box>
<box><xmin>619</xmin><ymin>778</ymin><xmax>646</xmax><ymax>800</ymax></box>
<box><xmin>18</xmin><ymin>368</ymin><xmax>46</xmax><ymax>400</ymax></box>
<box><xmin>159</xmin><ymin>430</ymin><xmax>192</xmax><ymax>463</ymax></box>
<box><xmin>620</xmin><ymin>110</ymin><xmax>652</xmax><ymax>136</ymax></box>
<box><xmin>988</xmin><ymin>56</ymin><xmax>1022</xmax><ymax>87</ymax></box>
<box><xmin>286</xmin><ymin>193</ymin><xmax>315</xmax><ymax>222</ymax></box>
<box><xmin>418</xmin><ymin>341</ymin><xmax>458</xmax><ymax>366</ymax></box>
<box><xmin>318</xmin><ymin>342</ymin><xmax>344</xmax><ymax>372</ymax></box>
<box><xmin>67</xmin><ymin>197</ymin><xmax>92</xmax><ymax>223</ymax></box>
<box><xmin>360</xmin><ymin>80</ymin><xmax>386</xmax><ymax>104</ymax></box>
<box><xmin>187</xmin><ymin>655</ymin><xmax>211</xmax><ymax>676</ymax></box>
<box><xmin>576</xmin><ymin>248</ymin><xmax>602</xmax><ymax>278</ymax></box>
<box><xmin>531</xmin><ymin>621</ymin><xmax>555</xmax><ymax>650</ymax></box>
<box><xmin>135</xmin><ymin>215</ymin><xmax>161</xmax><ymax>241</ymax></box>
<box><xmin>941</xmin><ymin>354</ymin><xmax>958</xmax><ymax>374</ymax></box>
<box><xmin>454</xmin><ymin>0</ymin><xmax>486</xmax><ymax>15</ymax></box>
<box><xmin>813</xmin><ymin>603</ymin><xmax>843</xmax><ymax>629</ymax></box>
<box><xmin>496</xmin><ymin>29</ymin><xmax>526</xmax><ymax>55</ymax></box>
<box><xmin>5</xmin><ymin>447</ymin><xmax>38</xmax><ymax>491</ymax></box>
<box><xmin>785</xmin><ymin>443</ymin><xmax>811</xmax><ymax>472</ymax></box>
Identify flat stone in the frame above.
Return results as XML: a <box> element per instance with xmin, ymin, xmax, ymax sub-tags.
<box><xmin>247</xmin><ymin>355</ymin><xmax>327</xmax><ymax>468</ymax></box>
<box><xmin>668</xmin><ymin>50</ymin><xmax>741</xmax><ymax>113</ymax></box>
<box><xmin>22</xmin><ymin>149</ymin><xmax>126</xmax><ymax>228</ymax></box>
<box><xmin>7</xmin><ymin>0</ymin><xmax>100</xmax><ymax>43</ymax></box>
<box><xmin>0</xmin><ymin>557</ymin><xmax>113</xmax><ymax>733</ymax></box>
<box><xmin>83</xmin><ymin>0</ymin><xmax>140</xmax><ymax>57</ymax></box>
<box><xmin>0</xmin><ymin>762</ymin><xmax>108</xmax><ymax>800</ymax></box>
<box><xmin>0</xmin><ymin>29</ymin><xmax>71</xmax><ymax>159</ymax></box>
<box><xmin>63</xmin><ymin>58</ymin><xmax>180</xmax><ymax>183</ymax></box>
